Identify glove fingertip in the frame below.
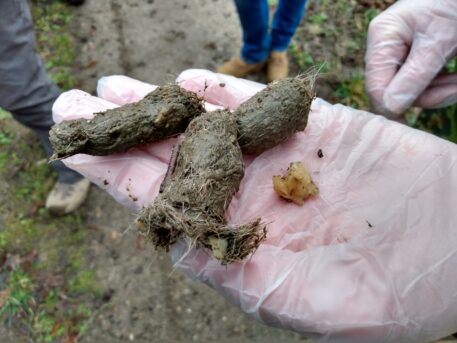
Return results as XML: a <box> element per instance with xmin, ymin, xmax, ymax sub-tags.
<box><xmin>97</xmin><ymin>75</ymin><xmax>157</xmax><ymax>105</ymax></box>
<box><xmin>52</xmin><ymin>90</ymin><xmax>118</xmax><ymax>124</ymax></box>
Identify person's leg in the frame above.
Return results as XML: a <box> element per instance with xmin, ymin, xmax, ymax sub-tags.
<box><xmin>270</xmin><ymin>0</ymin><xmax>307</xmax><ymax>52</ymax></box>
<box><xmin>235</xmin><ymin>0</ymin><xmax>270</xmax><ymax>64</ymax></box>
<box><xmin>267</xmin><ymin>0</ymin><xmax>307</xmax><ymax>82</ymax></box>
<box><xmin>0</xmin><ymin>0</ymin><xmax>89</xmax><ymax>213</ymax></box>
<box><xmin>217</xmin><ymin>0</ymin><xmax>270</xmax><ymax>77</ymax></box>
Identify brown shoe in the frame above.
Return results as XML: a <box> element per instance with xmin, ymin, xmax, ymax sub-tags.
<box><xmin>267</xmin><ymin>51</ymin><xmax>289</xmax><ymax>82</ymax></box>
<box><xmin>46</xmin><ymin>178</ymin><xmax>90</xmax><ymax>215</ymax></box>
<box><xmin>217</xmin><ymin>57</ymin><xmax>266</xmax><ymax>78</ymax></box>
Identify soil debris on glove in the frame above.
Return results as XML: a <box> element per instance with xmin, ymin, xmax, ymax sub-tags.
<box><xmin>49</xmin><ymin>84</ymin><xmax>205</xmax><ymax>160</ymax></box>
<box><xmin>235</xmin><ymin>74</ymin><xmax>315</xmax><ymax>155</ymax></box>
<box><xmin>136</xmin><ymin>110</ymin><xmax>266</xmax><ymax>264</ymax></box>
<box><xmin>273</xmin><ymin>161</ymin><xmax>318</xmax><ymax>205</ymax></box>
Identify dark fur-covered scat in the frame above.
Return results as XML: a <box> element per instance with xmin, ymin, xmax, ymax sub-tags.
<box><xmin>235</xmin><ymin>76</ymin><xmax>314</xmax><ymax>155</ymax></box>
<box><xmin>49</xmin><ymin>84</ymin><xmax>205</xmax><ymax>160</ymax></box>
<box><xmin>136</xmin><ymin>110</ymin><xmax>266</xmax><ymax>264</ymax></box>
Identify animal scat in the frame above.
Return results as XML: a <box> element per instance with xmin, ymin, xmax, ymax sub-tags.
<box><xmin>49</xmin><ymin>84</ymin><xmax>205</xmax><ymax>159</ymax></box>
<box><xmin>137</xmin><ymin>110</ymin><xmax>265</xmax><ymax>263</ymax></box>
<box><xmin>235</xmin><ymin>76</ymin><xmax>314</xmax><ymax>155</ymax></box>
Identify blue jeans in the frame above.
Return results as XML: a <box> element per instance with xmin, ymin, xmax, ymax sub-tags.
<box><xmin>234</xmin><ymin>0</ymin><xmax>307</xmax><ymax>63</ymax></box>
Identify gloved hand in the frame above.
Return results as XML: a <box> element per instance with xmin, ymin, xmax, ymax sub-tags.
<box><xmin>53</xmin><ymin>69</ymin><xmax>457</xmax><ymax>343</ymax></box>
<box><xmin>365</xmin><ymin>0</ymin><xmax>457</xmax><ymax>117</ymax></box>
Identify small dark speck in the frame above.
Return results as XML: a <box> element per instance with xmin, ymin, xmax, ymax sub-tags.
<box><xmin>103</xmin><ymin>179</ymin><xmax>109</xmax><ymax>186</ymax></box>
<box><xmin>219</xmin><ymin>83</ymin><xmax>225</xmax><ymax>87</ymax></box>
<box><xmin>204</xmin><ymin>42</ymin><xmax>217</xmax><ymax>50</ymax></box>
<box><xmin>317</xmin><ymin>149</ymin><xmax>323</xmax><ymax>158</ymax></box>
<box><xmin>366</xmin><ymin>220</ymin><xmax>374</xmax><ymax>228</ymax></box>
<box><xmin>101</xmin><ymin>289</ymin><xmax>114</xmax><ymax>302</ymax></box>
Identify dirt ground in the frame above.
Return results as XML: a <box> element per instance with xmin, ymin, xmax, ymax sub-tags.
<box><xmin>62</xmin><ymin>0</ymin><xmax>306</xmax><ymax>342</ymax></box>
<box><xmin>73</xmin><ymin>0</ymin><xmax>244</xmax><ymax>91</ymax></box>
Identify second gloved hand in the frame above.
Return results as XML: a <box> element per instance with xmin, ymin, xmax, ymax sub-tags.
<box><xmin>365</xmin><ymin>0</ymin><xmax>457</xmax><ymax>117</ymax></box>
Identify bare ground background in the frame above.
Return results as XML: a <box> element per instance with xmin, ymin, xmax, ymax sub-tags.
<box><xmin>1</xmin><ymin>0</ymin><xmax>457</xmax><ymax>342</ymax></box>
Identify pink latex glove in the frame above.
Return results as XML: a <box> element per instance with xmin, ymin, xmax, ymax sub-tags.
<box><xmin>53</xmin><ymin>69</ymin><xmax>457</xmax><ymax>343</ymax></box>
<box><xmin>365</xmin><ymin>0</ymin><xmax>457</xmax><ymax>117</ymax></box>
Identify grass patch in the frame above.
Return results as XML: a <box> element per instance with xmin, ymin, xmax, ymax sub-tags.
<box><xmin>334</xmin><ymin>72</ymin><xmax>369</xmax><ymax>109</ymax></box>
<box><xmin>0</xmin><ymin>2</ymin><xmax>102</xmax><ymax>342</ymax></box>
<box><xmin>290</xmin><ymin>0</ymin><xmax>392</xmax><ymax>109</ymax></box>
<box><xmin>0</xmin><ymin>121</ymin><xmax>100</xmax><ymax>342</ymax></box>
<box><xmin>0</xmin><ymin>268</ymin><xmax>34</xmax><ymax>321</ymax></box>
<box><xmin>31</xmin><ymin>0</ymin><xmax>77</xmax><ymax>90</ymax></box>
<box><xmin>0</xmin><ymin>108</ymin><xmax>10</xmax><ymax>120</ymax></box>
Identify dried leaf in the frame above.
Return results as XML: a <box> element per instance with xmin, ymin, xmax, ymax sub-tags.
<box><xmin>51</xmin><ymin>320</ymin><xmax>62</xmax><ymax>337</ymax></box>
<box><xmin>0</xmin><ymin>289</ymin><xmax>9</xmax><ymax>309</ymax></box>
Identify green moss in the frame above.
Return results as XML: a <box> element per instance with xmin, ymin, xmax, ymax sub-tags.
<box><xmin>334</xmin><ymin>72</ymin><xmax>369</xmax><ymax>109</ymax></box>
<box><xmin>0</xmin><ymin>108</ymin><xmax>11</xmax><ymax>119</ymax></box>
<box><xmin>32</xmin><ymin>1</ymin><xmax>77</xmax><ymax>90</ymax></box>
<box><xmin>0</xmin><ymin>151</ymin><xmax>9</xmax><ymax>169</ymax></box>
<box><xmin>309</xmin><ymin>12</ymin><xmax>328</xmax><ymax>25</ymax></box>
<box><xmin>1</xmin><ymin>179</ymin><xmax>101</xmax><ymax>341</ymax></box>
<box><xmin>289</xmin><ymin>41</ymin><xmax>330</xmax><ymax>73</ymax></box>
<box><xmin>0</xmin><ymin>131</ymin><xmax>13</xmax><ymax>145</ymax></box>
<box><xmin>365</xmin><ymin>8</ymin><xmax>380</xmax><ymax>22</ymax></box>
<box><xmin>0</xmin><ymin>268</ymin><xmax>35</xmax><ymax>319</ymax></box>
<box><xmin>14</xmin><ymin>163</ymin><xmax>54</xmax><ymax>204</ymax></box>
<box><xmin>69</xmin><ymin>270</ymin><xmax>100</xmax><ymax>294</ymax></box>
<box><xmin>289</xmin><ymin>41</ymin><xmax>314</xmax><ymax>71</ymax></box>
<box><xmin>33</xmin><ymin>312</ymin><xmax>61</xmax><ymax>342</ymax></box>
